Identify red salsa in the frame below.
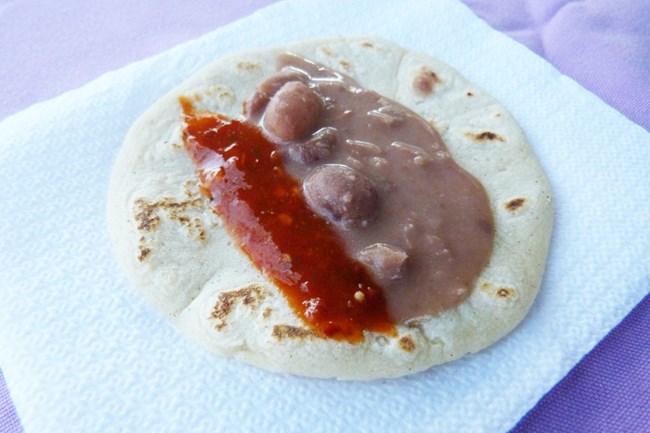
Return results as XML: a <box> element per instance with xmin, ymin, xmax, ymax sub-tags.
<box><xmin>181</xmin><ymin>98</ymin><xmax>396</xmax><ymax>342</ymax></box>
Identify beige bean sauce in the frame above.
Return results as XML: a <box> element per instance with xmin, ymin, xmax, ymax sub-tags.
<box><xmin>244</xmin><ymin>54</ymin><xmax>494</xmax><ymax>322</ymax></box>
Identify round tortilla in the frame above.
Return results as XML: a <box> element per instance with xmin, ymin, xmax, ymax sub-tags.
<box><xmin>107</xmin><ymin>36</ymin><xmax>553</xmax><ymax>380</ymax></box>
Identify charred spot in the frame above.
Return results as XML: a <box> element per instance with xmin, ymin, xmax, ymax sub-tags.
<box><xmin>218</xmin><ymin>90</ymin><xmax>233</xmax><ymax>101</ymax></box>
<box><xmin>478</xmin><ymin>131</ymin><xmax>503</xmax><ymax>141</ymax></box>
<box><xmin>467</xmin><ymin>91</ymin><xmax>474</xmax><ymax>96</ymax></box>
<box><xmin>398</xmin><ymin>336</ymin><xmax>416</xmax><ymax>353</ymax></box>
<box><xmin>137</xmin><ymin>246</ymin><xmax>151</xmax><ymax>262</ymax></box>
<box><xmin>201</xmin><ymin>85</ymin><xmax>233</xmax><ymax>99</ymax></box>
<box><xmin>361</xmin><ymin>42</ymin><xmax>374</xmax><ymax>48</ymax></box>
<box><xmin>182</xmin><ymin>179</ymin><xmax>201</xmax><ymax>197</ymax></box>
<box><xmin>263</xmin><ymin>308</ymin><xmax>273</xmax><ymax>319</ymax></box>
<box><xmin>134</xmin><ymin>190</ymin><xmax>209</xmax><ymax>243</ymax></box>
<box><xmin>426</xmin><ymin>70</ymin><xmax>440</xmax><ymax>82</ymax></box>
<box><xmin>272</xmin><ymin>324</ymin><xmax>316</xmax><ymax>341</ymax></box>
<box><xmin>211</xmin><ymin>285</ymin><xmax>266</xmax><ymax>330</ymax></box>
<box><xmin>194</xmin><ymin>221</ymin><xmax>207</xmax><ymax>242</ymax></box>
<box><xmin>482</xmin><ymin>282</ymin><xmax>516</xmax><ymax>300</ymax></box>
<box><xmin>412</xmin><ymin>67</ymin><xmax>441</xmax><ymax>96</ymax></box>
<box><xmin>339</xmin><ymin>60</ymin><xmax>351</xmax><ymax>71</ymax></box>
<box><xmin>236</xmin><ymin>61</ymin><xmax>260</xmax><ymax>71</ymax></box>
<box><xmin>161</xmin><ymin>197</ymin><xmax>204</xmax><ymax>210</ymax></box>
<box><xmin>242</xmin><ymin>290</ymin><xmax>259</xmax><ymax>305</ymax></box>
<box><xmin>505</xmin><ymin>198</ymin><xmax>526</xmax><ymax>212</ymax></box>
<box><xmin>466</xmin><ymin>131</ymin><xmax>505</xmax><ymax>142</ymax></box>
<box><xmin>134</xmin><ymin>199</ymin><xmax>161</xmax><ymax>232</ymax></box>
<box><xmin>497</xmin><ymin>287</ymin><xmax>515</xmax><ymax>298</ymax></box>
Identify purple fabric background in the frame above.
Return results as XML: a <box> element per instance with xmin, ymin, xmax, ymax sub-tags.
<box><xmin>1</xmin><ymin>1</ymin><xmax>648</xmax><ymax>432</ymax></box>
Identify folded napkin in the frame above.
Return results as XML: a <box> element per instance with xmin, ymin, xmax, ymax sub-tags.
<box><xmin>0</xmin><ymin>0</ymin><xmax>648</xmax><ymax>431</ymax></box>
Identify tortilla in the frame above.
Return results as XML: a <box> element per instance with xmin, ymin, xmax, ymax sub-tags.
<box><xmin>107</xmin><ymin>36</ymin><xmax>553</xmax><ymax>380</ymax></box>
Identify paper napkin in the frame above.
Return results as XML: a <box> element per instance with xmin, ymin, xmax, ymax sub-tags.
<box><xmin>1</xmin><ymin>0</ymin><xmax>649</xmax><ymax>431</ymax></box>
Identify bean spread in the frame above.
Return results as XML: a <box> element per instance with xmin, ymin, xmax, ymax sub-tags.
<box><xmin>181</xmin><ymin>54</ymin><xmax>494</xmax><ymax>342</ymax></box>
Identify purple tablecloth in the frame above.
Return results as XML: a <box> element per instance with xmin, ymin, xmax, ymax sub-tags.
<box><xmin>1</xmin><ymin>1</ymin><xmax>648</xmax><ymax>432</ymax></box>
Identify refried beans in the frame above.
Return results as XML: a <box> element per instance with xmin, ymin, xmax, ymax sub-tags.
<box><xmin>182</xmin><ymin>53</ymin><xmax>494</xmax><ymax>340</ymax></box>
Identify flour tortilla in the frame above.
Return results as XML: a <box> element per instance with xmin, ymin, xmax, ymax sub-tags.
<box><xmin>107</xmin><ymin>36</ymin><xmax>553</xmax><ymax>380</ymax></box>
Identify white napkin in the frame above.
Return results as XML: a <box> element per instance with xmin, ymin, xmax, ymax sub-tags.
<box><xmin>1</xmin><ymin>0</ymin><xmax>649</xmax><ymax>432</ymax></box>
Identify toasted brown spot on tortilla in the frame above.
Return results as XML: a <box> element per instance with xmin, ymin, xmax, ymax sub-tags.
<box><xmin>171</xmin><ymin>213</ymin><xmax>208</xmax><ymax>242</ymax></box>
<box><xmin>263</xmin><ymin>308</ymin><xmax>273</xmax><ymax>319</ymax></box>
<box><xmin>161</xmin><ymin>197</ymin><xmax>203</xmax><ymax>210</ymax></box>
<box><xmin>134</xmin><ymin>199</ymin><xmax>161</xmax><ymax>232</ymax></box>
<box><xmin>166</xmin><ymin>199</ymin><xmax>207</xmax><ymax>240</ymax></box>
<box><xmin>237</xmin><ymin>61</ymin><xmax>261</xmax><ymax>71</ymax></box>
<box><xmin>413</xmin><ymin>67</ymin><xmax>441</xmax><ymax>95</ymax></box>
<box><xmin>339</xmin><ymin>60</ymin><xmax>351</xmax><ymax>71</ymax></box>
<box><xmin>182</xmin><ymin>180</ymin><xmax>199</xmax><ymax>197</ymax></box>
<box><xmin>134</xmin><ymin>196</ymin><xmax>203</xmax><ymax>230</ymax></box>
<box><xmin>134</xmin><ymin>184</ymin><xmax>210</xmax><ymax>242</ymax></box>
<box><xmin>136</xmin><ymin>236</ymin><xmax>151</xmax><ymax>262</ymax></box>
<box><xmin>362</xmin><ymin>42</ymin><xmax>374</xmax><ymax>48</ymax></box>
<box><xmin>506</xmin><ymin>198</ymin><xmax>526</xmax><ymax>212</ymax></box>
<box><xmin>137</xmin><ymin>246</ymin><xmax>151</xmax><ymax>262</ymax></box>
<box><xmin>194</xmin><ymin>219</ymin><xmax>207</xmax><ymax>241</ymax></box>
<box><xmin>467</xmin><ymin>91</ymin><xmax>474</xmax><ymax>96</ymax></box>
<box><xmin>218</xmin><ymin>90</ymin><xmax>234</xmax><ymax>103</ymax></box>
<box><xmin>481</xmin><ymin>282</ymin><xmax>516</xmax><ymax>300</ymax></box>
<box><xmin>211</xmin><ymin>285</ymin><xmax>267</xmax><ymax>330</ymax></box>
<box><xmin>199</xmin><ymin>85</ymin><xmax>235</xmax><ymax>106</ymax></box>
<box><xmin>425</xmin><ymin>69</ymin><xmax>440</xmax><ymax>83</ymax></box>
<box><xmin>398</xmin><ymin>336</ymin><xmax>416</xmax><ymax>353</ymax></box>
<box><xmin>320</xmin><ymin>46</ymin><xmax>333</xmax><ymax>57</ymax></box>
<box><xmin>272</xmin><ymin>324</ymin><xmax>316</xmax><ymax>341</ymax></box>
<box><xmin>466</xmin><ymin>131</ymin><xmax>505</xmax><ymax>142</ymax></box>
<box><xmin>497</xmin><ymin>287</ymin><xmax>516</xmax><ymax>298</ymax></box>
